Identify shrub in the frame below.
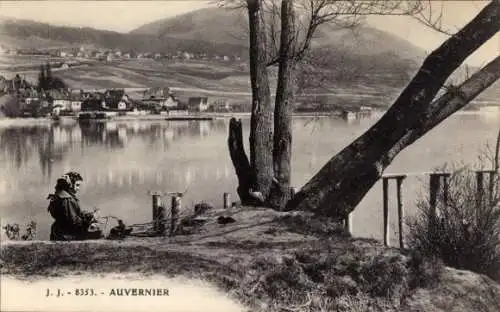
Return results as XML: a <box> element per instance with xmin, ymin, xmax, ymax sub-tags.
<box><xmin>406</xmin><ymin>164</ymin><xmax>500</xmax><ymax>282</ymax></box>
<box><xmin>2</xmin><ymin>221</ymin><xmax>37</xmax><ymax>240</ymax></box>
<box><xmin>0</xmin><ymin>95</ymin><xmax>21</xmax><ymax>118</ymax></box>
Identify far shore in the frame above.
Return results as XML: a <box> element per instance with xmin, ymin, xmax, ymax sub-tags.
<box><xmin>0</xmin><ymin>111</ymin><xmax>344</xmax><ymax>123</ymax></box>
<box><xmin>1</xmin><ymin>108</ymin><xmax>498</xmax><ymax>126</ymax></box>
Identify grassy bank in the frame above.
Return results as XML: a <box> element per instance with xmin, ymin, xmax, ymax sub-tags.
<box><xmin>2</xmin><ymin>207</ymin><xmax>499</xmax><ymax>312</ymax></box>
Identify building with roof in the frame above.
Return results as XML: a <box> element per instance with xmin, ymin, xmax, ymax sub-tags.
<box><xmin>188</xmin><ymin>97</ymin><xmax>209</xmax><ymax>112</ymax></box>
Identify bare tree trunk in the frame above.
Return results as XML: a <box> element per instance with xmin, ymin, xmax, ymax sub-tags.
<box><xmin>229</xmin><ymin>0</ymin><xmax>274</xmax><ymax>205</ymax></box>
<box><xmin>228</xmin><ymin>118</ymin><xmax>258</xmax><ymax>204</ymax></box>
<box><xmin>269</xmin><ymin>0</ymin><xmax>295</xmax><ymax>209</ymax></box>
<box><xmin>286</xmin><ymin>1</ymin><xmax>499</xmax><ymax>219</ymax></box>
<box><xmin>247</xmin><ymin>0</ymin><xmax>274</xmax><ymax>199</ymax></box>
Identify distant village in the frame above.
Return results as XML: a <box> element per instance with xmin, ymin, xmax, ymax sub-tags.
<box><xmin>0</xmin><ymin>44</ymin><xmax>251</xmax><ymax>118</ymax></box>
<box><xmin>0</xmin><ymin>45</ymin><xmax>243</xmax><ymax>64</ymax></box>
<box><xmin>0</xmin><ymin>73</ymin><xmax>243</xmax><ymax>119</ymax></box>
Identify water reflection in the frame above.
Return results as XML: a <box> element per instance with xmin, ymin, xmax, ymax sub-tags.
<box><xmin>0</xmin><ymin>112</ymin><xmax>497</xmax><ymax>240</ymax></box>
<box><xmin>0</xmin><ymin>119</ymin><xmax>231</xmax><ymax>188</ymax></box>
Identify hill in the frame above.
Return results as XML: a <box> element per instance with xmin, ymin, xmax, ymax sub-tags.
<box><xmin>131</xmin><ymin>7</ymin><xmax>426</xmax><ymax>62</ymax></box>
<box><xmin>1</xmin><ymin>7</ymin><xmax>426</xmax><ymax>68</ymax></box>
<box><xmin>1</xmin><ymin>9</ymin><xmax>497</xmax><ymax>107</ymax></box>
<box><xmin>0</xmin><ymin>16</ymin><xmax>247</xmax><ymax>56</ymax></box>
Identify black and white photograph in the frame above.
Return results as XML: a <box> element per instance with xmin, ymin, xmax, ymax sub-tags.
<box><xmin>0</xmin><ymin>0</ymin><xmax>499</xmax><ymax>311</ymax></box>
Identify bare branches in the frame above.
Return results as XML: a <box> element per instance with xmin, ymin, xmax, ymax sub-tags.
<box><xmin>217</xmin><ymin>0</ymin><xmax>447</xmax><ymax>67</ymax></box>
<box><xmin>411</xmin><ymin>0</ymin><xmax>455</xmax><ymax>36</ymax></box>
<box><xmin>290</xmin><ymin>0</ymin><xmax>428</xmax><ymax>62</ymax></box>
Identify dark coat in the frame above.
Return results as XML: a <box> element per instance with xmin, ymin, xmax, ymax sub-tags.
<box><xmin>47</xmin><ymin>190</ymin><xmax>100</xmax><ymax>241</ymax></box>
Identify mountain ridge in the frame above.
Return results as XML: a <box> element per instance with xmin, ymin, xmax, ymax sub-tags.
<box><xmin>130</xmin><ymin>7</ymin><xmax>427</xmax><ymax>62</ymax></box>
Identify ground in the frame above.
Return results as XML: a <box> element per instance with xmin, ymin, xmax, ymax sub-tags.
<box><xmin>1</xmin><ymin>207</ymin><xmax>499</xmax><ymax>312</ymax></box>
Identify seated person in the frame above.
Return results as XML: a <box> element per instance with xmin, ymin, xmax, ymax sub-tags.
<box><xmin>47</xmin><ymin>171</ymin><xmax>103</xmax><ymax>241</ymax></box>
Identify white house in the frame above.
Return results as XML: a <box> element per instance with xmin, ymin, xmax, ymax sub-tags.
<box><xmin>212</xmin><ymin>99</ymin><xmax>230</xmax><ymax>111</ymax></box>
<box><xmin>103</xmin><ymin>89</ymin><xmax>132</xmax><ymax>111</ymax></box>
<box><xmin>71</xmin><ymin>100</ymin><xmax>82</xmax><ymax>112</ymax></box>
<box><xmin>50</xmin><ymin>90</ymin><xmax>72</xmax><ymax>111</ymax></box>
<box><xmin>52</xmin><ymin>104</ymin><xmax>63</xmax><ymax>116</ymax></box>
<box><xmin>164</xmin><ymin>95</ymin><xmax>179</xmax><ymax>108</ymax></box>
<box><xmin>53</xmin><ymin>98</ymin><xmax>71</xmax><ymax>111</ymax></box>
<box><xmin>188</xmin><ymin>97</ymin><xmax>209</xmax><ymax>112</ymax></box>
<box><xmin>24</xmin><ymin>97</ymin><xmax>39</xmax><ymax>105</ymax></box>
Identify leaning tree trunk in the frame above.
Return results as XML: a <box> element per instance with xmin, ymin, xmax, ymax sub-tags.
<box><xmin>494</xmin><ymin>126</ymin><xmax>500</xmax><ymax>172</ymax></box>
<box><xmin>228</xmin><ymin>0</ymin><xmax>274</xmax><ymax>205</ymax></box>
<box><xmin>285</xmin><ymin>1</ymin><xmax>499</xmax><ymax>219</ymax></box>
<box><xmin>269</xmin><ymin>0</ymin><xmax>296</xmax><ymax>209</ymax></box>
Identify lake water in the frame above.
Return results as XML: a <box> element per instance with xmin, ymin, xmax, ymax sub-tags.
<box><xmin>0</xmin><ymin>112</ymin><xmax>499</xmax><ymax>242</ymax></box>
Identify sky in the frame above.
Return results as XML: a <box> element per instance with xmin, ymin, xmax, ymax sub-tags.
<box><xmin>0</xmin><ymin>0</ymin><xmax>497</xmax><ymax>66</ymax></box>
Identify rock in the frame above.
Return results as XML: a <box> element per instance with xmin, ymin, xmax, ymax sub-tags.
<box><xmin>194</xmin><ymin>202</ymin><xmax>215</xmax><ymax>216</ymax></box>
<box><xmin>217</xmin><ymin>216</ymin><xmax>236</xmax><ymax>225</ymax></box>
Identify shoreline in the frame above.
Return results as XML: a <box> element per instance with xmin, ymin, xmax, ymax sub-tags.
<box><xmin>0</xmin><ymin>112</ymin><xmax>342</xmax><ymax>123</ymax></box>
<box><xmin>0</xmin><ymin>109</ymin><xmax>497</xmax><ymax>125</ymax></box>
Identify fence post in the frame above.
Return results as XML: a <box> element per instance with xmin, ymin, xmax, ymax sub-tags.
<box><xmin>223</xmin><ymin>192</ymin><xmax>231</xmax><ymax>209</ymax></box>
<box><xmin>476</xmin><ymin>170</ymin><xmax>486</xmax><ymax>223</ymax></box>
<box><xmin>429</xmin><ymin>174</ymin><xmax>442</xmax><ymax>219</ymax></box>
<box><xmin>170</xmin><ymin>195</ymin><xmax>181</xmax><ymax>236</ymax></box>
<box><xmin>396</xmin><ymin>176</ymin><xmax>406</xmax><ymax>249</ymax></box>
<box><xmin>476</xmin><ymin>171</ymin><xmax>484</xmax><ymax>207</ymax></box>
<box><xmin>487</xmin><ymin>170</ymin><xmax>496</xmax><ymax>205</ymax></box>
<box><xmin>157</xmin><ymin>206</ymin><xmax>166</xmax><ymax>235</ymax></box>
<box><xmin>151</xmin><ymin>192</ymin><xmax>162</xmax><ymax>233</ymax></box>
<box><xmin>344</xmin><ymin>213</ymin><xmax>352</xmax><ymax>234</ymax></box>
<box><xmin>382</xmin><ymin>177</ymin><xmax>389</xmax><ymax>247</ymax></box>
<box><xmin>443</xmin><ymin>173</ymin><xmax>451</xmax><ymax>205</ymax></box>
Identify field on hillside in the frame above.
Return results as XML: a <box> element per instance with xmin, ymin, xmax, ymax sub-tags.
<box><xmin>1</xmin><ymin>55</ymin><xmax>498</xmax><ymax>108</ymax></box>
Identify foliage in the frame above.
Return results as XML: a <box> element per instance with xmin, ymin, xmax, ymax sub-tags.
<box><xmin>37</xmin><ymin>63</ymin><xmax>67</xmax><ymax>91</ymax></box>
<box><xmin>221</xmin><ymin>240</ymin><xmax>443</xmax><ymax>312</ymax></box>
<box><xmin>2</xmin><ymin>221</ymin><xmax>37</xmax><ymax>240</ymax></box>
<box><xmin>0</xmin><ymin>95</ymin><xmax>22</xmax><ymax>118</ymax></box>
<box><xmin>407</xmin><ymin>159</ymin><xmax>500</xmax><ymax>282</ymax></box>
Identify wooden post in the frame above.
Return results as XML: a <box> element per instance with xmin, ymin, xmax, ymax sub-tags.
<box><xmin>157</xmin><ymin>206</ymin><xmax>166</xmax><ymax>235</ymax></box>
<box><xmin>152</xmin><ymin>193</ymin><xmax>162</xmax><ymax>233</ymax></box>
<box><xmin>476</xmin><ymin>171</ymin><xmax>485</xmax><ymax>222</ymax></box>
<box><xmin>487</xmin><ymin>170</ymin><xmax>496</xmax><ymax>205</ymax></box>
<box><xmin>170</xmin><ymin>195</ymin><xmax>181</xmax><ymax>236</ymax></box>
<box><xmin>344</xmin><ymin>213</ymin><xmax>352</xmax><ymax>234</ymax></box>
<box><xmin>382</xmin><ymin>177</ymin><xmax>389</xmax><ymax>247</ymax></box>
<box><xmin>429</xmin><ymin>174</ymin><xmax>442</xmax><ymax>217</ymax></box>
<box><xmin>396</xmin><ymin>176</ymin><xmax>406</xmax><ymax>249</ymax></box>
<box><xmin>443</xmin><ymin>173</ymin><xmax>451</xmax><ymax>205</ymax></box>
<box><xmin>223</xmin><ymin>192</ymin><xmax>231</xmax><ymax>209</ymax></box>
<box><xmin>476</xmin><ymin>171</ymin><xmax>484</xmax><ymax>205</ymax></box>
